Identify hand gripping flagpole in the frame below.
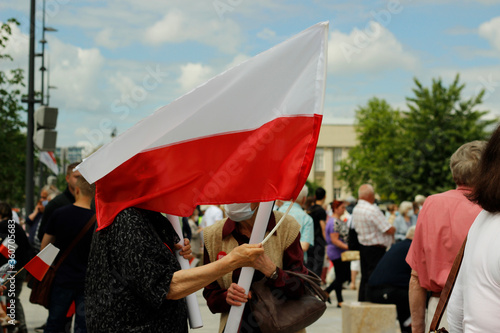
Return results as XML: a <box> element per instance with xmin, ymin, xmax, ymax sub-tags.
<box><xmin>224</xmin><ymin>201</ymin><xmax>275</xmax><ymax>333</ymax></box>
<box><xmin>166</xmin><ymin>214</ymin><xmax>203</xmax><ymax>329</ymax></box>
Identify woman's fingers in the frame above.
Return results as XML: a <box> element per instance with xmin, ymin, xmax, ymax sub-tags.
<box><xmin>226</xmin><ymin>283</ymin><xmax>249</xmax><ymax>306</ymax></box>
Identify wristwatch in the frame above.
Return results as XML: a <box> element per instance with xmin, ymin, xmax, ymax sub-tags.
<box><xmin>269</xmin><ymin>267</ymin><xmax>279</xmax><ymax>280</ymax></box>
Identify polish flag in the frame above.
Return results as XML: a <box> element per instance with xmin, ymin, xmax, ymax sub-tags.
<box><xmin>76</xmin><ymin>22</ymin><xmax>328</xmax><ymax>230</ymax></box>
<box><xmin>40</xmin><ymin>151</ymin><xmax>59</xmax><ymax>175</ymax></box>
<box><xmin>0</xmin><ymin>238</ymin><xmax>17</xmax><ymax>259</ymax></box>
<box><xmin>24</xmin><ymin>243</ymin><xmax>60</xmax><ymax>281</ymax></box>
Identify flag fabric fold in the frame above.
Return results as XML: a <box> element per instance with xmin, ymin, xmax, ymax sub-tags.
<box><xmin>77</xmin><ymin>22</ymin><xmax>329</xmax><ymax>230</ymax></box>
<box><xmin>24</xmin><ymin>243</ymin><xmax>60</xmax><ymax>281</ymax></box>
<box><xmin>40</xmin><ymin>151</ymin><xmax>59</xmax><ymax>175</ymax></box>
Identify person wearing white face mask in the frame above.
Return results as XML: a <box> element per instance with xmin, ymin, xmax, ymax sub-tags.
<box><xmin>203</xmin><ymin>202</ymin><xmax>309</xmax><ymax>333</ymax></box>
<box><xmin>393</xmin><ymin>201</ymin><xmax>416</xmax><ymax>243</ymax></box>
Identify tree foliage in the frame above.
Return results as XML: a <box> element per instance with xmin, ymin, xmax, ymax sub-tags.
<box><xmin>0</xmin><ymin>18</ymin><xmax>26</xmax><ymax>206</ymax></box>
<box><xmin>339</xmin><ymin>75</ymin><xmax>495</xmax><ymax>202</ymax></box>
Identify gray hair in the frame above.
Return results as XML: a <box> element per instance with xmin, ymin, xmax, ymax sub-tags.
<box><xmin>399</xmin><ymin>201</ymin><xmax>413</xmax><ymax>215</ymax></box>
<box><xmin>414</xmin><ymin>194</ymin><xmax>426</xmax><ymax>205</ymax></box>
<box><xmin>297</xmin><ymin>184</ymin><xmax>309</xmax><ymax>202</ymax></box>
<box><xmin>450</xmin><ymin>141</ymin><xmax>487</xmax><ymax>187</ymax></box>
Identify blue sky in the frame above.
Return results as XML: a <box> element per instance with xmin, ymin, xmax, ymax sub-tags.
<box><xmin>1</xmin><ymin>0</ymin><xmax>499</xmax><ymax>152</ymax></box>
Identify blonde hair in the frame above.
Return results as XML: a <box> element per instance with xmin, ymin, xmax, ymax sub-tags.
<box><xmin>398</xmin><ymin>201</ymin><xmax>413</xmax><ymax>215</ymax></box>
<box><xmin>406</xmin><ymin>226</ymin><xmax>416</xmax><ymax>240</ymax></box>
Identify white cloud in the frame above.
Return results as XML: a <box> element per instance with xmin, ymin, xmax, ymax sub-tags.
<box><xmin>48</xmin><ymin>38</ymin><xmax>105</xmax><ymax>112</ymax></box>
<box><xmin>76</xmin><ymin>140</ymin><xmax>98</xmax><ymax>158</ymax></box>
<box><xmin>478</xmin><ymin>16</ymin><xmax>500</xmax><ymax>52</ymax></box>
<box><xmin>108</xmin><ymin>72</ymin><xmax>140</xmax><ymax>96</ymax></box>
<box><xmin>95</xmin><ymin>28</ymin><xmax>123</xmax><ymax>49</ymax></box>
<box><xmin>0</xmin><ymin>21</ymin><xmax>29</xmax><ymax>70</ymax></box>
<box><xmin>75</xmin><ymin>127</ymin><xmax>90</xmax><ymax>137</ymax></box>
<box><xmin>257</xmin><ymin>28</ymin><xmax>277</xmax><ymax>41</ymax></box>
<box><xmin>328</xmin><ymin>23</ymin><xmax>419</xmax><ymax>74</ymax></box>
<box><xmin>177</xmin><ymin>63</ymin><xmax>215</xmax><ymax>92</ymax></box>
<box><xmin>144</xmin><ymin>9</ymin><xmax>242</xmax><ymax>53</ymax></box>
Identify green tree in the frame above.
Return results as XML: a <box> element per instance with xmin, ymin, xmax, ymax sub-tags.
<box><xmin>339</xmin><ymin>75</ymin><xmax>495</xmax><ymax>202</ymax></box>
<box><xmin>338</xmin><ymin>97</ymin><xmax>404</xmax><ymax>201</ymax></box>
<box><xmin>402</xmin><ymin>75</ymin><xmax>494</xmax><ymax>197</ymax></box>
<box><xmin>0</xmin><ymin>18</ymin><xmax>26</xmax><ymax>206</ymax></box>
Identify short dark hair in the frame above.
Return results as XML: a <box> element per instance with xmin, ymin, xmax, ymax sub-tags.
<box><xmin>468</xmin><ymin>126</ymin><xmax>500</xmax><ymax>212</ymax></box>
<box><xmin>76</xmin><ymin>176</ymin><xmax>95</xmax><ymax>198</ymax></box>
<box><xmin>66</xmin><ymin>162</ymin><xmax>81</xmax><ymax>176</ymax></box>
<box><xmin>0</xmin><ymin>202</ymin><xmax>12</xmax><ymax>220</ymax></box>
<box><xmin>315</xmin><ymin>187</ymin><xmax>326</xmax><ymax>201</ymax></box>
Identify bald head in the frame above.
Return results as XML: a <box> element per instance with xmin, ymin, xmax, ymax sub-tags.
<box><xmin>358</xmin><ymin>184</ymin><xmax>375</xmax><ymax>203</ymax></box>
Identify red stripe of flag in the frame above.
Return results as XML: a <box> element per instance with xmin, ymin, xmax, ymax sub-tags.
<box><xmin>94</xmin><ymin>115</ymin><xmax>321</xmax><ymax>230</ymax></box>
<box><xmin>24</xmin><ymin>255</ymin><xmax>50</xmax><ymax>281</ymax></box>
<box><xmin>0</xmin><ymin>244</ymin><xmax>8</xmax><ymax>259</ymax></box>
<box><xmin>24</xmin><ymin>243</ymin><xmax>60</xmax><ymax>281</ymax></box>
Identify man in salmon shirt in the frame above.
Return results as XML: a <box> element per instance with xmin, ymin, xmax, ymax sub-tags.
<box><xmin>406</xmin><ymin>140</ymin><xmax>486</xmax><ymax>333</ymax></box>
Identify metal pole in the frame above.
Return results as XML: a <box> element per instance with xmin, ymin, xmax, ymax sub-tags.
<box><xmin>40</xmin><ymin>0</ymin><xmax>46</xmax><ymax>105</ymax></box>
<box><xmin>25</xmin><ymin>0</ymin><xmax>36</xmax><ymax>215</ymax></box>
<box><xmin>38</xmin><ymin>162</ymin><xmax>45</xmax><ymax>194</ymax></box>
<box><xmin>46</xmin><ymin>57</ymin><xmax>51</xmax><ymax>106</ymax></box>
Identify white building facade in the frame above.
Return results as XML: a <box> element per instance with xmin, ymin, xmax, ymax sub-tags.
<box><xmin>308</xmin><ymin>124</ymin><xmax>357</xmax><ymax>204</ymax></box>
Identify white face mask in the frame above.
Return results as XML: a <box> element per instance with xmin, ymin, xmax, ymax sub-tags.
<box><xmin>224</xmin><ymin>203</ymin><xmax>256</xmax><ymax>222</ymax></box>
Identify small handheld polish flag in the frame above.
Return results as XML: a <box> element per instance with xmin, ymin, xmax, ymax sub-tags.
<box><xmin>24</xmin><ymin>243</ymin><xmax>60</xmax><ymax>281</ymax></box>
<box><xmin>0</xmin><ymin>238</ymin><xmax>17</xmax><ymax>259</ymax></box>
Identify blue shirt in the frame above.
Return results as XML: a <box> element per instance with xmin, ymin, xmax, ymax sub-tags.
<box><xmin>279</xmin><ymin>201</ymin><xmax>314</xmax><ymax>260</ymax></box>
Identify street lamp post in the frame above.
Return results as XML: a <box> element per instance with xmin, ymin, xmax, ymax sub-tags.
<box><xmin>25</xmin><ymin>0</ymin><xmax>37</xmax><ymax>215</ymax></box>
<box><xmin>46</xmin><ymin>57</ymin><xmax>57</xmax><ymax>106</ymax></box>
<box><xmin>37</xmin><ymin>1</ymin><xmax>57</xmax><ymax>190</ymax></box>
<box><xmin>25</xmin><ymin>0</ymin><xmax>57</xmax><ymax>215</ymax></box>
<box><xmin>40</xmin><ymin>0</ymin><xmax>57</xmax><ymax>106</ymax></box>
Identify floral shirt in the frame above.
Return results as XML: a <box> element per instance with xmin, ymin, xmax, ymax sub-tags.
<box><xmin>85</xmin><ymin>208</ymin><xmax>187</xmax><ymax>332</ymax></box>
<box><xmin>325</xmin><ymin>217</ymin><xmax>349</xmax><ymax>261</ymax></box>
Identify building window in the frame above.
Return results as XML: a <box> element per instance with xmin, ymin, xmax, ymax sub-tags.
<box><xmin>314</xmin><ymin>148</ymin><xmax>324</xmax><ymax>172</ymax></box>
<box><xmin>333</xmin><ymin>187</ymin><xmax>342</xmax><ymax>199</ymax></box>
<box><xmin>333</xmin><ymin>147</ymin><xmax>342</xmax><ymax>172</ymax></box>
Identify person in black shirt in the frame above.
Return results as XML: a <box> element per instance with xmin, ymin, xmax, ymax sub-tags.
<box><xmin>367</xmin><ymin>226</ymin><xmax>415</xmax><ymax>333</ymax></box>
<box><xmin>0</xmin><ymin>202</ymin><xmax>33</xmax><ymax>333</ymax></box>
<box><xmin>37</xmin><ymin>162</ymin><xmax>81</xmax><ymax>242</ymax></box>
<box><xmin>41</xmin><ymin>176</ymin><xmax>96</xmax><ymax>333</ymax></box>
<box><xmin>306</xmin><ymin>187</ymin><xmax>327</xmax><ymax>277</ymax></box>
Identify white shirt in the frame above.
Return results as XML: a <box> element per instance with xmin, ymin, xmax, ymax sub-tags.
<box><xmin>352</xmin><ymin>199</ymin><xmax>393</xmax><ymax>248</ymax></box>
<box><xmin>448</xmin><ymin>210</ymin><xmax>500</xmax><ymax>333</ymax></box>
<box><xmin>201</xmin><ymin>206</ymin><xmax>223</xmax><ymax>228</ymax></box>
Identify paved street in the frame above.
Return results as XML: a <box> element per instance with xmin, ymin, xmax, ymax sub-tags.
<box><xmin>19</xmin><ymin>276</ymin><xmax>405</xmax><ymax>333</ymax></box>
<box><xmin>19</xmin><ymin>282</ymin><xmax>360</xmax><ymax>333</ymax></box>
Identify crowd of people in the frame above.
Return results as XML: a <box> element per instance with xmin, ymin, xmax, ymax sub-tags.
<box><xmin>2</xmin><ymin>126</ymin><xmax>500</xmax><ymax>332</ymax></box>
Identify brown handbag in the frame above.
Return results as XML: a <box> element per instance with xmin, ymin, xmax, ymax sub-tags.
<box><xmin>29</xmin><ymin>266</ymin><xmax>56</xmax><ymax>308</ymax></box>
<box><xmin>29</xmin><ymin>214</ymin><xmax>96</xmax><ymax>308</ymax></box>
<box><xmin>248</xmin><ymin>270</ymin><xmax>329</xmax><ymax>333</ymax></box>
